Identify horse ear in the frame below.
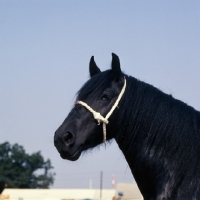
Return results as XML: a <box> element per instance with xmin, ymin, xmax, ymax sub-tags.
<box><xmin>111</xmin><ymin>53</ymin><xmax>121</xmax><ymax>77</ymax></box>
<box><xmin>89</xmin><ymin>56</ymin><xmax>101</xmax><ymax>77</ymax></box>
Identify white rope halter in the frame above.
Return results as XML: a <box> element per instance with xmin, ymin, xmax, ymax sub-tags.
<box><xmin>76</xmin><ymin>77</ymin><xmax>126</xmax><ymax>143</ymax></box>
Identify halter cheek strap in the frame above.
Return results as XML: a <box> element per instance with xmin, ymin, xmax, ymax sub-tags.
<box><xmin>76</xmin><ymin>77</ymin><xmax>126</xmax><ymax>143</ymax></box>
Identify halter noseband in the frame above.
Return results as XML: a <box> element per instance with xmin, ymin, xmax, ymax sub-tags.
<box><xmin>76</xmin><ymin>77</ymin><xmax>126</xmax><ymax>143</ymax></box>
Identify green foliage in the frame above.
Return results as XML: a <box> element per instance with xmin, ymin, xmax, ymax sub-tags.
<box><xmin>0</xmin><ymin>142</ymin><xmax>55</xmax><ymax>188</ymax></box>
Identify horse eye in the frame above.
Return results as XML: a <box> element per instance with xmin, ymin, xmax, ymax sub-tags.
<box><xmin>102</xmin><ymin>94</ymin><xmax>111</xmax><ymax>101</ymax></box>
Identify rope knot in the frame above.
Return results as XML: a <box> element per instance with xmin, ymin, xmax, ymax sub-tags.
<box><xmin>93</xmin><ymin>112</ymin><xmax>109</xmax><ymax>124</ymax></box>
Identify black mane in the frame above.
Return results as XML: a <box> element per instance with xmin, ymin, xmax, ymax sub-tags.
<box><xmin>77</xmin><ymin>70</ymin><xmax>120</xmax><ymax>101</ymax></box>
<box><xmin>116</xmin><ymin>75</ymin><xmax>200</xmax><ymax>198</ymax></box>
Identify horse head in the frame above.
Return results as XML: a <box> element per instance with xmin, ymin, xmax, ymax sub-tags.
<box><xmin>54</xmin><ymin>53</ymin><xmax>126</xmax><ymax>161</ymax></box>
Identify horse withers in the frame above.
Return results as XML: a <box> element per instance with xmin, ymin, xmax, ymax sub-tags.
<box><xmin>54</xmin><ymin>53</ymin><xmax>200</xmax><ymax>200</ymax></box>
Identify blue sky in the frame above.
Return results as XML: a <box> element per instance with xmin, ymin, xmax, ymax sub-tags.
<box><xmin>0</xmin><ymin>1</ymin><xmax>200</xmax><ymax>188</ymax></box>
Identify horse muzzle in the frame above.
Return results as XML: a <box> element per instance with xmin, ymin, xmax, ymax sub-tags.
<box><xmin>54</xmin><ymin>130</ymin><xmax>82</xmax><ymax>161</ymax></box>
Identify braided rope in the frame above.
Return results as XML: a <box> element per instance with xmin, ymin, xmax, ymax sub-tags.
<box><xmin>75</xmin><ymin>101</ymin><xmax>109</xmax><ymax>125</ymax></box>
<box><xmin>76</xmin><ymin>77</ymin><xmax>126</xmax><ymax>142</ymax></box>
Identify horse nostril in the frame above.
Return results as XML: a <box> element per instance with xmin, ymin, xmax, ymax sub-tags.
<box><xmin>62</xmin><ymin>132</ymin><xmax>75</xmax><ymax>147</ymax></box>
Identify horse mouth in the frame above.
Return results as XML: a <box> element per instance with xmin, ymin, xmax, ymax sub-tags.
<box><xmin>60</xmin><ymin>146</ymin><xmax>82</xmax><ymax>161</ymax></box>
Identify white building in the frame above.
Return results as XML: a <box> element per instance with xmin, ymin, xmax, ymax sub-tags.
<box><xmin>1</xmin><ymin>183</ymin><xmax>142</xmax><ymax>200</ymax></box>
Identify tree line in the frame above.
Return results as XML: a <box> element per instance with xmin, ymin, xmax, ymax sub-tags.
<box><xmin>0</xmin><ymin>142</ymin><xmax>55</xmax><ymax>190</ymax></box>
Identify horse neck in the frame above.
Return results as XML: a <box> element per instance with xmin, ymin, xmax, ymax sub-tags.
<box><xmin>114</xmin><ymin>76</ymin><xmax>200</xmax><ymax>199</ymax></box>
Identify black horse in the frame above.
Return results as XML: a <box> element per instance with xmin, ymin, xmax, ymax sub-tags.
<box><xmin>54</xmin><ymin>53</ymin><xmax>200</xmax><ymax>200</ymax></box>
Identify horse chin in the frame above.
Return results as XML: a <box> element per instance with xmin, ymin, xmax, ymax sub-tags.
<box><xmin>60</xmin><ymin>146</ymin><xmax>82</xmax><ymax>161</ymax></box>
